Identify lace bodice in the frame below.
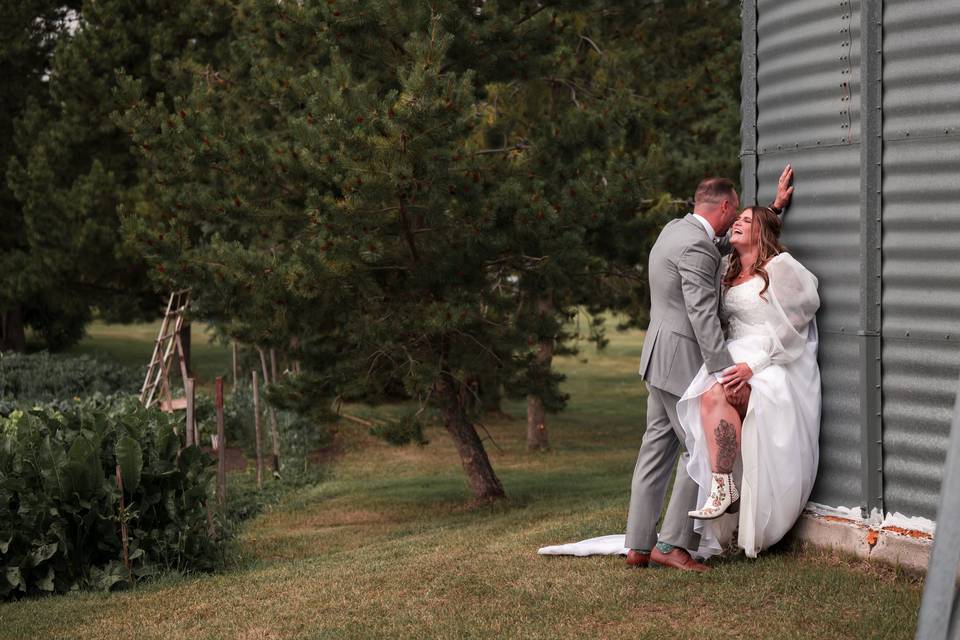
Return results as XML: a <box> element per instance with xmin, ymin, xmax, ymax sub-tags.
<box><xmin>721</xmin><ymin>276</ymin><xmax>769</xmax><ymax>340</ymax></box>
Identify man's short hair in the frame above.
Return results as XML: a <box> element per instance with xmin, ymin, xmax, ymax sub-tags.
<box><xmin>694</xmin><ymin>177</ymin><xmax>737</xmax><ymax>207</ymax></box>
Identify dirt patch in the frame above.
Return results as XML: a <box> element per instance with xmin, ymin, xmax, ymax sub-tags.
<box><xmin>258</xmin><ymin>508</ymin><xmax>393</xmax><ymax>536</ymax></box>
<box><xmin>200</xmin><ymin>446</ymin><xmax>248</xmax><ymax>472</ymax></box>
<box><xmin>307</xmin><ymin>436</ymin><xmax>344</xmax><ymax>465</ymax></box>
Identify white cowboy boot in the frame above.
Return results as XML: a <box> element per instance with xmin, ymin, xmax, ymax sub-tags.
<box><xmin>688</xmin><ymin>472</ymin><xmax>740</xmax><ymax>520</ymax></box>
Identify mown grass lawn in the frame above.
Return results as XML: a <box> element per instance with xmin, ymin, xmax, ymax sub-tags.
<box><xmin>2</xmin><ymin>319</ymin><xmax>922</xmax><ymax>639</ymax></box>
<box><xmin>67</xmin><ymin>320</ymin><xmax>231</xmax><ymax>388</ymax></box>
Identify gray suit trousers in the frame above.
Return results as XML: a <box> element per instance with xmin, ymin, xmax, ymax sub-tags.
<box><xmin>624</xmin><ymin>384</ymin><xmax>701</xmax><ymax>552</ymax></box>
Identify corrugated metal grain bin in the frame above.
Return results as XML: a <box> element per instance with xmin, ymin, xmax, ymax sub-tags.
<box><xmin>741</xmin><ymin>0</ymin><xmax>960</xmax><ymax>521</ymax></box>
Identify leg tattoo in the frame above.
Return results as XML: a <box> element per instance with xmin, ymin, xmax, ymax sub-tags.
<box><xmin>714</xmin><ymin>419</ymin><xmax>737</xmax><ymax>473</ymax></box>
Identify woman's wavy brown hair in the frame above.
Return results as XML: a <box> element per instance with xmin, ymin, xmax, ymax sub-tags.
<box><xmin>722</xmin><ymin>206</ymin><xmax>786</xmax><ymax>298</ymax></box>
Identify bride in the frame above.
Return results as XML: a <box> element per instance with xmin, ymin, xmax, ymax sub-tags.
<box><xmin>677</xmin><ymin>205</ymin><xmax>820</xmax><ymax>558</ymax></box>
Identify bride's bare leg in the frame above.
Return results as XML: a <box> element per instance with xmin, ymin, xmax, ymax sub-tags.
<box><xmin>700</xmin><ymin>383</ymin><xmax>742</xmax><ymax>474</ymax></box>
<box><xmin>689</xmin><ymin>383</ymin><xmax>751</xmax><ymax>519</ymax></box>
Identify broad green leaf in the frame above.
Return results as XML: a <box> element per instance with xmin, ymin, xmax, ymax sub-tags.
<box><xmin>157</xmin><ymin>425</ymin><xmax>178</xmax><ymax>458</ymax></box>
<box><xmin>61</xmin><ymin>461</ymin><xmax>95</xmax><ymax>499</ymax></box>
<box><xmin>90</xmin><ymin>563</ymin><xmax>129</xmax><ymax>592</ymax></box>
<box><xmin>35</xmin><ymin>566</ymin><xmax>55</xmax><ymax>592</ymax></box>
<box><xmin>4</xmin><ymin>567</ymin><xmax>23</xmax><ymax>591</ymax></box>
<box><xmin>115</xmin><ymin>436</ymin><xmax>143</xmax><ymax>492</ymax></box>
<box><xmin>27</xmin><ymin>542</ymin><xmax>57</xmax><ymax>567</ymax></box>
<box><xmin>65</xmin><ymin>436</ymin><xmax>100</xmax><ymax>499</ymax></box>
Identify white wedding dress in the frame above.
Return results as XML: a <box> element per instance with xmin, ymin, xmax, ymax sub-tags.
<box><xmin>538</xmin><ymin>253</ymin><xmax>821</xmax><ymax>561</ymax></box>
<box><xmin>677</xmin><ymin>252</ymin><xmax>821</xmax><ymax>558</ymax></box>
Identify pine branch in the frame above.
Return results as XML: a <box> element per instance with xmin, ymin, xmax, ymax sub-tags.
<box><xmin>398</xmin><ymin>205</ymin><xmax>420</xmax><ymax>264</ymax></box>
<box><xmin>514</xmin><ymin>3</ymin><xmax>551</xmax><ymax>27</ymax></box>
<box><xmin>472</xmin><ymin>142</ymin><xmax>530</xmax><ymax>155</ymax></box>
<box><xmin>454</xmin><ymin>330</ymin><xmax>504</xmax><ymax>366</ymax></box>
<box><xmin>474</xmin><ymin>419</ymin><xmax>504</xmax><ymax>453</ymax></box>
<box><xmin>579</xmin><ymin>34</ymin><xmax>603</xmax><ymax>55</ymax></box>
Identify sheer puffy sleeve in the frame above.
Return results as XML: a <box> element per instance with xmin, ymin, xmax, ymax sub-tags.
<box><xmin>746</xmin><ymin>253</ymin><xmax>820</xmax><ymax>374</ymax></box>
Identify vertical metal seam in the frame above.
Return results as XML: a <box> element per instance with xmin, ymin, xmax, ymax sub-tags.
<box><xmin>858</xmin><ymin>0</ymin><xmax>884</xmax><ymax>518</ymax></box>
<box><xmin>740</xmin><ymin>0</ymin><xmax>758</xmax><ymax>205</ymax></box>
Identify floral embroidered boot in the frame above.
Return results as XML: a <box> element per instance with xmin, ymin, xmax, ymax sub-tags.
<box><xmin>688</xmin><ymin>472</ymin><xmax>740</xmax><ymax>520</ymax></box>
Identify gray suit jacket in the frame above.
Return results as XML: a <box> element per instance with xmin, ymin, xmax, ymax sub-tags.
<box><xmin>639</xmin><ymin>214</ymin><xmax>735</xmax><ymax>397</ymax></box>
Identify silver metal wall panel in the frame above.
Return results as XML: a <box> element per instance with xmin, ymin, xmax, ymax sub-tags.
<box><xmin>757</xmin><ymin>147</ymin><xmax>861</xmax><ymax>332</ymax></box>
<box><xmin>883</xmin><ymin>0</ymin><xmax>960</xmax><ymax>141</ymax></box>
<box><xmin>741</xmin><ymin>0</ymin><xmax>759</xmax><ymax>205</ymax></box>
<box><xmin>882</xmin><ymin>138</ymin><xmax>960</xmax><ymax>338</ymax></box>
<box><xmin>880</xmin><ymin>2</ymin><xmax>960</xmax><ymax>519</ymax></box>
<box><xmin>754</xmin><ymin>0</ymin><xmax>865</xmax><ymax>512</ymax></box>
<box><xmin>882</xmin><ymin>339</ymin><xmax>960</xmax><ymax>518</ymax></box>
<box><xmin>811</xmin><ymin>333</ymin><xmax>863</xmax><ymax>507</ymax></box>
<box><xmin>757</xmin><ymin>147</ymin><xmax>862</xmax><ymax>509</ymax></box>
<box><xmin>881</xmin><ymin>32</ymin><xmax>960</xmax><ymax>520</ymax></box>
<box><xmin>756</xmin><ymin>0</ymin><xmax>861</xmax><ymax>152</ymax></box>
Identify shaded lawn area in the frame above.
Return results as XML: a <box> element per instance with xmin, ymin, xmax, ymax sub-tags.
<box><xmin>1</xmin><ymin>319</ymin><xmax>923</xmax><ymax>639</ymax></box>
<box><xmin>67</xmin><ymin>320</ymin><xmax>233</xmax><ymax>389</ymax></box>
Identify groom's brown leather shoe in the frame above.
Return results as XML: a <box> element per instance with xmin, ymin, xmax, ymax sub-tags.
<box><xmin>625</xmin><ymin>549</ymin><xmax>650</xmax><ymax>567</ymax></box>
<box><xmin>650</xmin><ymin>547</ymin><xmax>709</xmax><ymax>572</ymax></box>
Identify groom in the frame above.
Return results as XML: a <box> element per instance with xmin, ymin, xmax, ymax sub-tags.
<box><xmin>625</xmin><ymin>168</ymin><xmax>793</xmax><ymax>571</ymax></box>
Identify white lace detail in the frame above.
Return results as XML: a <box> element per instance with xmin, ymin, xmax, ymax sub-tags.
<box><xmin>722</xmin><ymin>277</ymin><xmax>769</xmax><ymax>340</ymax></box>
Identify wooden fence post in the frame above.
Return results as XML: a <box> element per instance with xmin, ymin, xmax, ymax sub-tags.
<box><xmin>185</xmin><ymin>377</ymin><xmax>196</xmax><ymax>447</ymax></box>
<box><xmin>258</xmin><ymin>347</ymin><xmax>281</xmax><ymax>474</ymax></box>
<box><xmin>290</xmin><ymin>336</ymin><xmax>301</xmax><ymax>375</ymax></box>
<box><xmin>215</xmin><ymin>376</ymin><xmax>226</xmax><ymax>509</ymax></box>
<box><xmin>232</xmin><ymin>342</ymin><xmax>238</xmax><ymax>388</ymax></box>
<box><xmin>252</xmin><ymin>370</ymin><xmax>263</xmax><ymax>489</ymax></box>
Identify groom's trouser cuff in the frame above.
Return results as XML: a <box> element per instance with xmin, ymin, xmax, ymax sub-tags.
<box><xmin>657</xmin><ymin>450</ymin><xmax>701</xmax><ymax>551</ymax></box>
<box><xmin>624</xmin><ymin>385</ymin><xmax>701</xmax><ymax>552</ymax></box>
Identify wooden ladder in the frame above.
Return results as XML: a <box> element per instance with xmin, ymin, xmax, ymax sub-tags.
<box><xmin>139</xmin><ymin>289</ymin><xmax>191</xmax><ymax>411</ymax></box>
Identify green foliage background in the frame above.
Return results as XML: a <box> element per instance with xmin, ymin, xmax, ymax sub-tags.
<box><xmin>3</xmin><ymin>0</ymin><xmax>740</xmax><ymax>350</ymax></box>
<box><xmin>2</xmin><ymin>0</ymin><xmax>743</xmax><ymax>499</ymax></box>
<box><xmin>0</xmin><ymin>352</ymin><xmax>139</xmax><ymax>413</ymax></box>
<box><xmin>0</xmin><ymin>402</ymin><xmax>221</xmax><ymax>599</ymax></box>
<box><xmin>113</xmin><ymin>0</ymin><xmax>739</xmax><ymax>481</ymax></box>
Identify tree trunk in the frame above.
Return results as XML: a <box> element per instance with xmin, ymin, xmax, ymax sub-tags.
<box><xmin>438</xmin><ymin>373</ymin><xmax>505</xmax><ymax>501</ymax></box>
<box><xmin>179</xmin><ymin>322</ymin><xmax>192</xmax><ymax>376</ymax></box>
<box><xmin>526</xmin><ymin>393</ymin><xmax>550</xmax><ymax>452</ymax></box>
<box><xmin>526</xmin><ymin>297</ymin><xmax>554</xmax><ymax>451</ymax></box>
<box><xmin>0</xmin><ymin>306</ymin><xmax>27</xmax><ymax>352</ymax></box>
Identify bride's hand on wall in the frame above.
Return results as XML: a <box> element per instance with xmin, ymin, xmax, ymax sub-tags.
<box><xmin>773</xmin><ymin>164</ymin><xmax>794</xmax><ymax>209</ymax></box>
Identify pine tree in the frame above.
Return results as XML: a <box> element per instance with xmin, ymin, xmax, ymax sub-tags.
<box><xmin>118</xmin><ymin>1</ymin><xmax>564</xmax><ymax>499</ymax></box>
<box><xmin>117</xmin><ymin>0</ymin><xmax>742</xmax><ymax>496</ymax></box>
<box><xmin>0</xmin><ymin>1</ymin><xmax>80</xmax><ymax>350</ymax></box>
<box><xmin>470</xmin><ymin>2</ymin><xmax>741</xmax><ymax>449</ymax></box>
<box><xmin>5</xmin><ymin>0</ymin><xmax>231</xmax><ymax>349</ymax></box>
